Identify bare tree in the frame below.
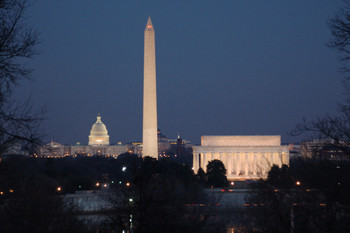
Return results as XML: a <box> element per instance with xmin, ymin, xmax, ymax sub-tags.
<box><xmin>243</xmin><ymin>162</ymin><xmax>350</xmax><ymax>233</ymax></box>
<box><xmin>328</xmin><ymin>0</ymin><xmax>350</xmax><ymax>74</ymax></box>
<box><xmin>0</xmin><ymin>0</ymin><xmax>42</xmax><ymax>155</ymax></box>
<box><xmin>289</xmin><ymin>1</ymin><xmax>350</xmax><ymax>157</ymax></box>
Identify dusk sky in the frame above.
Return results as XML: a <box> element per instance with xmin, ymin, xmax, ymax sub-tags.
<box><xmin>16</xmin><ymin>1</ymin><xmax>345</xmax><ymax>145</ymax></box>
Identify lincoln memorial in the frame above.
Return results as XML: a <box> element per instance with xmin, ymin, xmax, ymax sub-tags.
<box><xmin>193</xmin><ymin>135</ymin><xmax>289</xmax><ymax>180</ymax></box>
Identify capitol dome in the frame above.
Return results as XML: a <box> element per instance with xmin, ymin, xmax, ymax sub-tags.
<box><xmin>88</xmin><ymin>114</ymin><xmax>110</xmax><ymax>146</ymax></box>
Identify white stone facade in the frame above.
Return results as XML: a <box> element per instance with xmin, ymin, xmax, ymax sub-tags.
<box><xmin>89</xmin><ymin>114</ymin><xmax>110</xmax><ymax>146</ymax></box>
<box><xmin>39</xmin><ymin>142</ymin><xmax>127</xmax><ymax>158</ymax></box>
<box><xmin>142</xmin><ymin>17</ymin><xmax>158</xmax><ymax>159</ymax></box>
<box><xmin>193</xmin><ymin>136</ymin><xmax>289</xmax><ymax>180</ymax></box>
<box><xmin>71</xmin><ymin>144</ymin><xmax>127</xmax><ymax>157</ymax></box>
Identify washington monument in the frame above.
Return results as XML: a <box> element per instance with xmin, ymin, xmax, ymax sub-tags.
<box><xmin>142</xmin><ymin>17</ymin><xmax>158</xmax><ymax>159</ymax></box>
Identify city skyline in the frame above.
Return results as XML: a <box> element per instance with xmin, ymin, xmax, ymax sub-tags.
<box><xmin>14</xmin><ymin>1</ymin><xmax>345</xmax><ymax>145</ymax></box>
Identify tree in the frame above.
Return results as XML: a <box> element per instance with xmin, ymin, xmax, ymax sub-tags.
<box><xmin>0</xmin><ymin>156</ymin><xmax>89</xmax><ymax>233</ymax></box>
<box><xmin>0</xmin><ymin>0</ymin><xmax>41</xmax><ymax>156</ymax></box>
<box><xmin>328</xmin><ymin>0</ymin><xmax>350</xmax><ymax>75</ymax></box>
<box><xmin>282</xmin><ymin>4</ymin><xmax>350</xmax><ymax>229</ymax></box>
<box><xmin>244</xmin><ymin>160</ymin><xmax>350</xmax><ymax>233</ymax></box>
<box><xmin>197</xmin><ymin>167</ymin><xmax>206</xmax><ymax>185</ymax></box>
<box><xmin>291</xmin><ymin>0</ymin><xmax>350</xmax><ymax>157</ymax></box>
<box><xmin>267</xmin><ymin>164</ymin><xmax>293</xmax><ymax>190</ymax></box>
<box><xmin>206</xmin><ymin>159</ymin><xmax>228</xmax><ymax>188</ymax></box>
<box><xmin>103</xmin><ymin>157</ymin><xmax>221</xmax><ymax>233</ymax></box>
<box><xmin>242</xmin><ymin>3</ymin><xmax>350</xmax><ymax>232</ymax></box>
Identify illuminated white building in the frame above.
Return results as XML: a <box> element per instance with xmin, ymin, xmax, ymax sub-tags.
<box><xmin>89</xmin><ymin>114</ymin><xmax>110</xmax><ymax>146</ymax></box>
<box><xmin>193</xmin><ymin>135</ymin><xmax>289</xmax><ymax>181</ymax></box>
<box><xmin>39</xmin><ymin>114</ymin><xmax>127</xmax><ymax>158</ymax></box>
<box><xmin>142</xmin><ymin>17</ymin><xmax>158</xmax><ymax>159</ymax></box>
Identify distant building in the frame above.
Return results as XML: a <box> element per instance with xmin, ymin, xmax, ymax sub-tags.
<box><xmin>288</xmin><ymin>143</ymin><xmax>301</xmax><ymax>160</ymax></box>
<box><xmin>168</xmin><ymin>136</ymin><xmax>192</xmax><ymax>149</ymax></box>
<box><xmin>193</xmin><ymin>135</ymin><xmax>289</xmax><ymax>181</ymax></box>
<box><xmin>158</xmin><ymin>128</ymin><xmax>170</xmax><ymax>157</ymax></box>
<box><xmin>300</xmin><ymin>139</ymin><xmax>350</xmax><ymax>160</ymax></box>
<box><xmin>176</xmin><ymin>134</ymin><xmax>184</xmax><ymax>157</ymax></box>
<box><xmin>37</xmin><ymin>114</ymin><xmax>194</xmax><ymax>159</ymax></box>
<box><xmin>88</xmin><ymin>114</ymin><xmax>110</xmax><ymax>146</ymax></box>
<box><xmin>39</xmin><ymin>141</ymin><xmax>68</xmax><ymax>157</ymax></box>
<box><xmin>38</xmin><ymin>114</ymin><xmax>127</xmax><ymax>158</ymax></box>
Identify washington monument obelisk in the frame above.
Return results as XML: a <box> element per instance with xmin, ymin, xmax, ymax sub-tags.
<box><xmin>142</xmin><ymin>17</ymin><xmax>158</xmax><ymax>159</ymax></box>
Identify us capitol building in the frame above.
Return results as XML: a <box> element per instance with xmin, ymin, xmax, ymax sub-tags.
<box><xmin>39</xmin><ymin>114</ymin><xmax>129</xmax><ymax>158</ymax></box>
<box><xmin>38</xmin><ymin>114</ymin><xmax>188</xmax><ymax>158</ymax></box>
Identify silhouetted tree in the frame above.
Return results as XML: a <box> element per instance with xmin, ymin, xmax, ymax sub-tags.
<box><xmin>103</xmin><ymin>157</ymin><xmax>225</xmax><ymax>233</ymax></box>
<box><xmin>328</xmin><ymin>0</ymin><xmax>350</xmax><ymax>74</ymax></box>
<box><xmin>267</xmin><ymin>164</ymin><xmax>293</xmax><ymax>190</ymax></box>
<box><xmin>206</xmin><ymin>159</ymin><xmax>228</xmax><ymax>188</ymax></box>
<box><xmin>197</xmin><ymin>167</ymin><xmax>206</xmax><ymax>185</ymax></box>
<box><xmin>0</xmin><ymin>0</ymin><xmax>42</xmax><ymax>155</ymax></box>
<box><xmin>277</xmin><ymin>3</ymin><xmax>350</xmax><ymax>231</ymax></box>
<box><xmin>0</xmin><ymin>156</ymin><xmax>89</xmax><ymax>233</ymax></box>
<box><xmin>116</xmin><ymin>152</ymin><xmax>142</xmax><ymax>179</ymax></box>
<box><xmin>243</xmin><ymin>160</ymin><xmax>350</xmax><ymax>233</ymax></box>
<box><xmin>291</xmin><ymin>0</ymin><xmax>350</xmax><ymax>157</ymax></box>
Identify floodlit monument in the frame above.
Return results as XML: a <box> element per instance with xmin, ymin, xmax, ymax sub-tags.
<box><xmin>88</xmin><ymin>114</ymin><xmax>110</xmax><ymax>146</ymax></box>
<box><xmin>142</xmin><ymin>17</ymin><xmax>158</xmax><ymax>159</ymax></box>
<box><xmin>193</xmin><ymin>135</ymin><xmax>289</xmax><ymax>180</ymax></box>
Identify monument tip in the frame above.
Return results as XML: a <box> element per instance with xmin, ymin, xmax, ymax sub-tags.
<box><xmin>146</xmin><ymin>16</ymin><xmax>153</xmax><ymax>30</ymax></box>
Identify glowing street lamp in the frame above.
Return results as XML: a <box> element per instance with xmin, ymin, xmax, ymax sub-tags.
<box><xmin>96</xmin><ymin>182</ymin><xmax>100</xmax><ymax>187</ymax></box>
<box><xmin>296</xmin><ymin>181</ymin><xmax>301</xmax><ymax>186</ymax></box>
<box><xmin>57</xmin><ymin>187</ymin><xmax>61</xmax><ymax>192</ymax></box>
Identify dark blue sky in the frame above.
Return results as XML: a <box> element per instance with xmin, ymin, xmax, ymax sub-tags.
<box><xmin>16</xmin><ymin>1</ymin><xmax>344</xmax><ymax>145</ymax></box>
